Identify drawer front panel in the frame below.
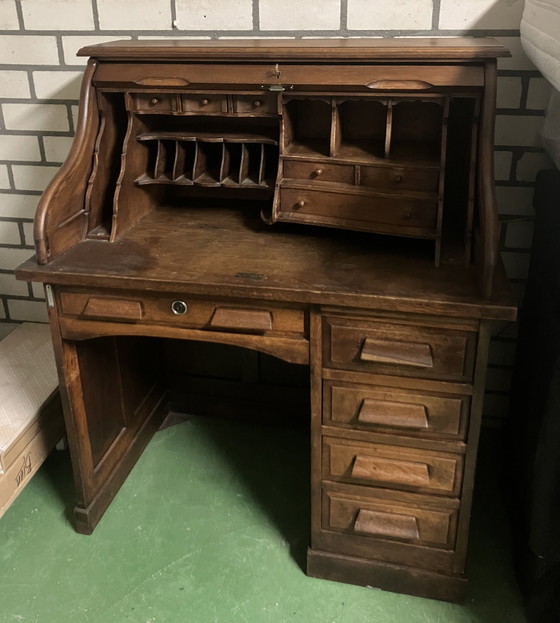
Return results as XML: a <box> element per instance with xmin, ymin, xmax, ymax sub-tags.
<box><xmin>279</xmin><ymin>187</ymin><xmax>437</xmax><ymax>235</ymax></box>
<box><xmin>360</xmin><ymin>164</ymin><xmax>440</xmax><ymax>192</ymax></box>
<box><xmin>324</xmin><ymin>490</ymin><xmax>458</xmax><ymax>549</ymax></box>
<box><xmin>323</xmin><ymin>380</ymin><xmax>469</xmax><ymax>439</ymax></box>
<box><xmin>180</xmin><ymin>93</ymin><xmax>228</xmax><ymax>113</ymax></box>
<box><xmin>94</xmin><ymin>64</ymin><xmax>484</xmax><ymax>89</ymax></box>
<box><xmin>323</xmin><ymin>316</ymin><xmax>476</xmax><ymax>381</ymax></box>
<box><xmin>283</xmin><ymin>160</ymin><xmax>355</xmax><ymax>185</ymax></box>
<box><xmin>232</xmin><ymin>94</ymin><xmax>278</xmax><ymax>115</ymax></box>
<box><xmin>323</xmin><ymin>437</ymin><xmax>463</xmax><ymax>496</ymax></box>
<box><xmin>59</xmin><ymin>291</ymin><xmax>305</xmax><ymax>336</ymax></box>
<box><xmin>131</xmin><ymin>93</ymin><xmax>177</xmax><ymax>113</ymax></box>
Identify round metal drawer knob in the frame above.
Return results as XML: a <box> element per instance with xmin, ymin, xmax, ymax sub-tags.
<box><xmin>394</xmin><ymin>175</ymin><xmax>403</xmax><ymax>183</ymax></box>
<box><xmin>171</xmin><ymin>300</ymin><xmax>188</xmax><ymax>315</ymax></box>
<box><xmin>253</xmin><ymin>99</ymin><xmax>263</xmax><ymax>107</ymax></box>
<box><xmin>295</xmin><ymin>200</ymin><xmax>306</xmax><ymax>210</ymax></box>
<box><xmin>201</xmin><ymin>98</ymin><xmax>210</xmax><ymax>106</ymax></box>
<box><xmin>314</xmin><ymin>168</ymin><xmax>323</xmax><ymax>176</ymax></box>
<box><xmin>150</xmin><ymin>97</ymin><xmax>160</xmax><ymax>105</ymax></box>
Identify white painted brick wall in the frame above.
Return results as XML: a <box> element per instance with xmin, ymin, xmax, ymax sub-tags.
<box><xmin>0</xmin><ymin>35</ymin><xmax>59</xmax><ymax>65</ymax></box>
<box><xmin>0</xmin><ymin>220</ymin><xmax>20</xmax><ymax>245</ymax></box>
<box><xmin>516</xmin><ymin>152</ymin><xmax>554</xmax><ymax>182</ymax></box>
<box><xmin>439</xmin><ymin>0</ymin><xmax>524</xmax><ymax>30</ymax></box>
<box><xmin>33</xmin><ymin>71</ymin><xmax>83</xmax><ymax>100</ymax></box>
<box><xmin>0</xmin><ymin>165</ymin><xmax>9</xmax><ymax>190</ymax></box>
<box><xmin>3</xmin><ymin>103</ymin><xmax>69</xmax><ymax>132</ymax></box>
<box><xmin>0</xmin><ymin>273</ymin><xmax>28</xmax><ymax>297</ymax></box>
<box><xmin>348</xmin><ymin>0</ymin><xmax>432</xmax><ymax>30</ymax></box>
<box><xmin>495</xmin><ymin>115</ymin><xmax>544</xmax><ymax>148</ymax></box>
<box><xmin>260</xmin><ymin>0</ymin><xmax>340</xmax><ymax>30</ymax></box>
<box><xmin>97</xmin><ymin>0</ymin><xmax>171</xmax><ymax>30</ymax></box>
<box><xmin>526</xmin><ymin>78</ymin><xmax>552</xmax><ymax>111</ymax></box>
<box><xmin>43</xmin><ymin>136</ymin><xmax>74</xmax><ymax>163</ymax></box>
<box><xmin>7</xmin><ymin>299</ymin><xmax>48</xmax><ymax>322</ymax></box>
<box><xmin>175</xmin><ymin>0</ymin><xmax>253</xmax><ymax>31</ymax></box>
<box><xmin>0</xmin><ymin>1</ymin><xmax>19</xmax><ymax>30</ymax></box>
<box><xmin>0</xmin><ymin>71</ymin><xmax>30</xmax><ymax>98</ymax></box>
<box><xmin>11</xmin><ymin>165</ymin><xmax>58</xmax><ymax>192</ymax></box>
<box><xmin>0</xmin><ymin>135</ymin><xmax>41</xmax><ymax>161</ymax></box>
<box><xmin>497</xmin><ymin>77</ymin><xmax>523</xmax><ymax>109</ymax></box>
<box><xmin>505</xmin><ymin>221</ymin><xmax>534</xmax><ymax>249</ymax></box>
<box><xmin>496</xmin><ymin>187</ymin><xmax>535</xmax><ymax>216</ymax></box>
<box><xmin>0</xmin><ymin>194</ymin><xmax>38</xmax><ymax>219</ymax></box>
<box><xmin>20</xmin><ymin>0</ymin><xmax>95</xmax><ymax>31</ymax></box>
<box><xmin>494</xmin><ymin>151</ymin><xmax>513</xmax><ymax>181</ymax></box>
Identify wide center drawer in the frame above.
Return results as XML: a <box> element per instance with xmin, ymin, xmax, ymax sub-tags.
<box><xmin>323</xmin><ymin>315</ymin><xmax>477</xmax><ymax>382</ymax></box>
<box><xmin>58</xmin><ymin>290</ymin><xmax>306</xmax><ymax>336</ymax></box>
<box><xmin>323</xmin><ymin>436</ymin><xmax>464</xmax><ymax>496</ymax></box>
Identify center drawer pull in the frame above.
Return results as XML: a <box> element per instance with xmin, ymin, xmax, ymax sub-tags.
<box><xmin>357</xmin><ymin>399</ymin><xmax>429</xmax><ymax>429</ymax></box>
<box><xmin>359</xmin><ymin>338</ymin><xmax>434</xmax><ymax>368</ymax></box>
<box><xmin>210</xmin><ymin>307</ymin><xmax>273</xmax><ymax>332</ymax></box>
<box><xmin>354</xmin><ymin>509</ymin><xmax>420</xmax><ymax>540</ymax></box>
<box><xmin>351</xmin><ymin>455</ymin><xmax>431</xmax><ymax>486</ymax></box>
<box><xmin>366</xmin><ymin>79</ymin><xmax>434</xmax><ymax>91</ymax></box>
<box><xmin>83</xmin><ymin>297</ymin><xmax>143</xmax><ymax>320</ymax></box>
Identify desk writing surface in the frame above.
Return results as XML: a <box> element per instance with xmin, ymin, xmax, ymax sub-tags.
<box><xmin>17</xmin><ymin>204</ymin><xmax>515</xmax><ymax>321</ymax></box>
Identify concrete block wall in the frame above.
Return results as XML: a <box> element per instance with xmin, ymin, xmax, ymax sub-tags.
<box><xmin>0</xmin><ymin>0</ymin><xmax>551</xmax><ymax>423</ymax></box>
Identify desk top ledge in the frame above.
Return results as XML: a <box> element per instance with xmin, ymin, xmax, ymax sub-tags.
<box><xmin>77</xmin><ymin>38</ymin><xmax>510</xmax><ymax>62</ymax></box>
<box><xmin>17</xmin><ymin>207</ymin><xmax>516</xmax><ymax>322</ymax></box>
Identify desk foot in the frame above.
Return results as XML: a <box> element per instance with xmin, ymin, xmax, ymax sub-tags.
<box><xmin>72</xmin><ymin>393</ymin><xmax>168</xmax><ymax>535</ymax></box>
<box><xmin>307</xmin><ymin>548</ymin><xmax>466</xmax><ymax>603</ymax></box>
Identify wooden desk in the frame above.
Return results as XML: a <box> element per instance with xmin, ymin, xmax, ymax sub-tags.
<box><xmin>17</xmin><ymin>39</ymin><xmax>515</xmax><ymax>603</ymax></box>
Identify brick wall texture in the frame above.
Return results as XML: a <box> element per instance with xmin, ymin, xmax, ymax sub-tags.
<box><xmin>0</xmin><ymin>0</ymin><xmax>552</xmax><ymax>423</ymax></box>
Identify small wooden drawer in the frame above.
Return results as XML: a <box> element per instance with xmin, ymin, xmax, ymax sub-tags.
<box><xmin>323</xmin><ymin>315</ymin><xmax>477</xmax><ymax>382</ymax></box>
<box><xmin>131</xmin><ymin>93</ymin><xmax>177</xmax><ymax>113</ymax></box>
<box><xmin>323</xmin><ymin>380</ymin><xmax>469</xmax><ymax>439</ymax></box>
<box><xmin>323</xmin><ymin>489</ymin><xmax>459</xmax><ymax>549</ymax></box>
<box><xmin>58</xmin><ymin>291</ymin><xmax>306</xmax><ymax>336</ymax></box>
<box><xmin>360</xmin><ymin>164</ymin><xmax>440</xmax><ymax>192</ymax></box>
<box><xmin>279</xmin><ymin>186</ymin><xmax>437</xmax><ymax>236</ymax></box>
<box><xmin>180</xmin><ymin>94</ymin><xmax>228</xmax><ymax>114</ymax></box>
<box><xmin>283</xmin><ymin>160</ymin><xmax>355</xmax><ymax>185</ymax></box>
<box><xmin>323</xmin><ymin>436</ymin><xmax>463</xmax><ymax>496</ymax></box>
<box><xmin>232</xmin><ymin>94</ymin><xmax>278</xmax><ymax>115</ymax></box>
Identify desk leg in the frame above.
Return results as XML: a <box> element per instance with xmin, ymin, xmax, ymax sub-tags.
<box><xmin>48</xmin><ymin>313</ymin><xmax>167</xmax><ymax>533</ymax></box>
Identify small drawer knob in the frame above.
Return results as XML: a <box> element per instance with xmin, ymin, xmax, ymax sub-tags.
<box><xmin>295</xmin><ymin>200</ymin><xmax>306</xmax><ymax>210</ymax></box>
<box><xmin>150</xmin><ymin>97</ymin><xmax>160</xmax><ymax>106</ymax></box>
<box><xmin>394</xmin><ymin>174</ymin><xmax>403</xmax><ymax>183</ymax></box>
<box><xmin>171</xmin><ymin>300</ymin><xmax>188</xmax><ymax>315</ymax></box>
<box><xmin>201</xmin><ymin>98</ymin><xmax>210</xmax><ymax>106</ymax></box>
<box><xmin>253</xmin><ymin>99</ymin><xmax>263</xmax><ymax>108</ymax></box>
<box><xmin>314</xmin><ymin>168</ymin><xmax>323</xmax><ymax>176</ymax></box>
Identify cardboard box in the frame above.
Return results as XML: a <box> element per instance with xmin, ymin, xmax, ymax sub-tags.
<box><xmin>0</xmin><ymin>323</ymin><xmax>63</xmax><ymax>519</ymax></box>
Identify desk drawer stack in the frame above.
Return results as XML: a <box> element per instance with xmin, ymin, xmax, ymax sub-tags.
<box><xmin>308</xmin><ymin>309</ymin><xmax>489</xmax><ymax>601</ymax></box>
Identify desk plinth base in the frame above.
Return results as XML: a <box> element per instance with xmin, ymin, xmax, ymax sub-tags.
<box><xmin>307</xmin><ymin>548</ymin><xmax>467</xmax><ymax>603</ymax></box>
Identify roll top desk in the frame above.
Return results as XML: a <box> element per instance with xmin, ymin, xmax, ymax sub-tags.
<box><xmin>16</xmin><ymin>39</ymin><xmax>516</xmax><ymax>603</ymax></box>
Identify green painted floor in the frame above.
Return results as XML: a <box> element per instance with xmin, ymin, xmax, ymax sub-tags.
<box><xmin>0</xmin><ymin>416</ymin><xmax>526</xmax><ymax>623</ymax></box>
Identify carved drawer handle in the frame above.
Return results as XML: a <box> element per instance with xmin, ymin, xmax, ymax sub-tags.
<box><xmin>366</xmin><ymin>79</ymin><xmax>434</xmax><ymax>90</ymax></box>
<box><xmin>357</xmin><ymin>399</ymin><xmax>429</xmax><ymax>429</ymax></box>
<box><xmin>210</xmin><ymin>307</ymin><xmax>273</xmax><ymax>332</ymax></box>
<box><xmin>354</xmin><ymin>509</ymin><xmax>420</xmax><ymax>540</ymax></box>
<box><xmin>351</xmin><ymin>455</ymin><xmax>431</xmax><ymax>486</ymax></box>
<box><xmin>359</xmin><ymin>337</ymin><xmax>434</xmax><ymax>368</ymax></box>
<box><xmin>83</xmin><ymin>297</ymin><xmax>143</xmax><ymax>321</ymax></box>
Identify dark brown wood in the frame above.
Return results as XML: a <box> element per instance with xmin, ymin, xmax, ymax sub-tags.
<box><xmin>15</xmin><ymin>38</ymin><xmax>516</xmax><ymax>604</ymax></box>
